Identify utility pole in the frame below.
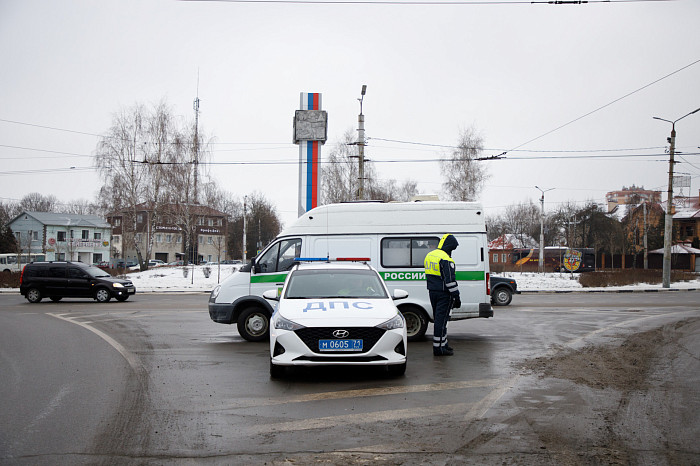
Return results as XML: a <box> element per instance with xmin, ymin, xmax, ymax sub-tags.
<box><xmin>242</xmin><ymin>196</ymin><xmax>248</xmax><ymax>264</ymax></box>
<box><xmin>654</xmin><ymin>107</ymin><xmax>700</xmax><ymax>288</ymax></box>
<box><xmin>357</xmin><ymin>85</ymin><xmax>367</xmax><ymax>200</ymax></box>
<box><xmin>535</xmin><ymin>186</ymin><xmax>554</xmax><ymax>273</ymax></box>
<box><xmin>643</xmin><ymin>202</ymin><xmax>648</xmax><ymax>269</ymax></box>
<box><xmin>193</xmin><ymin>94</ymin><xmax>200</xmax><ymax>205</ymax></box>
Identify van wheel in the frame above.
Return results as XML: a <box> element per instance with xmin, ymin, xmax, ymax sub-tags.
<box><xmin>26</xmin><ymin>288</ymin><xmax>42</xmax><ymax>303</ymax></box>
<box><xmin>237</xmin><ymin>306</ymin><xmax>270</xmax><ymax>342</ymax></box>
<box><xmin>95</xmin><ymin>288</ymin><xmax>111</xmax><ymax>303</ymax></box>
<box><xmin>400</xmin><ymin>306</ymin><xmax>428</xmax><ymax>342</ymax></box>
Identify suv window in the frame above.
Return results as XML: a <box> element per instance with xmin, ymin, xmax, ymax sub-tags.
<box><xmin>49</xmin><ymin>266</ymin><xmax>66</xmax><ymax>278</ymax></box>
<box><xmin>68</xmin><ymin>267</ymin><xmax>88</xmax><ymax>279</ymax></box>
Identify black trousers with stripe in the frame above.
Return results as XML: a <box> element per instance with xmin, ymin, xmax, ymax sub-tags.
<box><xmin>429</xmin><ymin>290</ymin><xmax>453</xmax><ymax>348</ymax></box>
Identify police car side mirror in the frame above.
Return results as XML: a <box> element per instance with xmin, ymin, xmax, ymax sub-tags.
<box><xmin>392</xmin><ymin>289</ymin><xmax>408</xmax><ymax>300</ymax></box>
<box><xmin>262</xmin><ymin>289</ymin><xmax>279</xmax><ymax>301</ymax></box>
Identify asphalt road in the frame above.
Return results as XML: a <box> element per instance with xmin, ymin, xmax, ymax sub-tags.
<box><xmin>0</xmin><ymin>291</ymin><xmax>698</xmax><ymax>465</ymax></box>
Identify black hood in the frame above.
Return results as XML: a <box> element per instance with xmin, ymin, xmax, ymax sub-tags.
<box><xmin>439</xmin><ymin>234</ymin><xmax>459</xmax><ymax>255</ymax></box>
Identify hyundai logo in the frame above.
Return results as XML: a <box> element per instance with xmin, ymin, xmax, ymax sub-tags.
<box><xmin>332</xmin><ymin>329</ymin><xmax>350</xmax><ymax>338</ymax></box>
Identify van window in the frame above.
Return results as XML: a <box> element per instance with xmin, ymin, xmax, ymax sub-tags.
<box><xmin>381</xmin><ymin>237</ymin><xmax>439</xmax><ymax>268</ymax></box>
<box><xmin>257</xmin><ymin>238</ymin><xmax>302</xmax><ymax>273</ymax></box>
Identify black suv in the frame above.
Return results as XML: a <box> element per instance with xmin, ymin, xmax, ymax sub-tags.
<box><xmin>490</xmin><ymin>276</ymin><xmax>520</xmax><ymax>306</ymax></box>
<box><xmin>20</xmin><ymin>261</ymin><xmax>136</xmax><ymax>303</ymax></box>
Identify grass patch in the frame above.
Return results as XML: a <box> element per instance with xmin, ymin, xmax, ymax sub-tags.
<box><xmin>579</xmin><ymin>269</ymin><xmax>699</xmax><ymax>288</ymax></box>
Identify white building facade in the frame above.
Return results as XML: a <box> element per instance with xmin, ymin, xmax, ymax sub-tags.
<box><xmin>8</xmin><ymin>211</ymin><xmax>112</xmax><ymax>264</ymax></box>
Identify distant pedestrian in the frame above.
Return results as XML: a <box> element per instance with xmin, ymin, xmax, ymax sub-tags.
<box><xmin>424</xmin><ymin>234</ymin><xmax>461</xmax><ymax>356</ymax></box>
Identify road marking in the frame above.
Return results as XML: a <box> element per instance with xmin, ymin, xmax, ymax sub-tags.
<box><xmin>219</xmin><ymin>379</ymin><xmax>500</xmax><ymax>410</ymax></box>
<box><xmin>247</xmin><ymin>401</ymin><xmax>475</xmax><ymax>435</ymax></box>
<box><xmin>48</xmin><ymin>312</ymin><xmax>143</xmax><ymax>374</ymax></box>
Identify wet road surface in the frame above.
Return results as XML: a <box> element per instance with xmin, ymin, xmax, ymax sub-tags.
<box><xmin>0</xmin><ymin>291</ymin><xmax>698</xmax><ymax>464</ymax></box>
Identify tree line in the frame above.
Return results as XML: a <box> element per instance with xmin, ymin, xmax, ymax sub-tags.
<box><xmin>486</xmin><ymin>199</ymin><xmax>667</xmax><ymax>263</ymax></box>
<box><xmin>0</xmin><ymin>101</ymin><xmax>495</xmax><ymax>262</ymax></box>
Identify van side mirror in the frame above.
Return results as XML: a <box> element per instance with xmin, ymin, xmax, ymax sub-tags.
<box><xmin>262</xmin><ymin>289</ymin><xmax>279</xmax><ymax>301</ymax></box>
<box><xmin>392</xmin><ymin>289</ymin><xmax>408</xmax><ymax>300</ymax></box>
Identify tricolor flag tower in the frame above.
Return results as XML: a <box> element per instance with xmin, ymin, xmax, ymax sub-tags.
<box><xmin>293</xmin><ymin>92</ymin><xmax>328</xmax><ymax>217</ymax></box>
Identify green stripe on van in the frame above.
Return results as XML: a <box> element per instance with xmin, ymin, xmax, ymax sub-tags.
<box><xmin>381</xmin><ymin>271</ymin><xmax>485</xmax><ymax>281</ymax></box>
<box><xmin>456</xmin><ymin>271</ymin><xmax>486</xmax><ymax>281</ymax></box>
<box><xmin>251</xmin><ymin>273</ymin><xmax>289</xmax><ymax>283</ymax></box>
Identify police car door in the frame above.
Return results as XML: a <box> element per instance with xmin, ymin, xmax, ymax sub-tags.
<box><xmin>250</xmin><ymin>238</ymin><xmax>302</xmax><ymax>298</ymax></box>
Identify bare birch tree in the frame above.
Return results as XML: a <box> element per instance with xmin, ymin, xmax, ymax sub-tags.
<box><xmin>440</xmin><ymin>128</ymin><xmax>489</xmax><ymax>201</ymax></box>
<box><xmin>322</xmin><ymin>129</ymin><xmax>418</xmax><ymax>204</ymax></box>
<box><xmin>95</xmin><ymin>103</ymin><xmax>149</xmax><ymax>266</ymax></box>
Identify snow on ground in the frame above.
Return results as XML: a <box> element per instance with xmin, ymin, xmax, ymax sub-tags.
<box><xmin>125</xmin><ymin>264</ymin><xmax>242</xmax><ymax>292</ymax></box>
<box><xmin>493</xmin><ymin>272</ymin><xmax>700</xmax><ymax>292</ymax></box>
<box><xmin>126</xmin><ymin>266</ymin><xmax>700</xmax><ymax>293</ymax></box>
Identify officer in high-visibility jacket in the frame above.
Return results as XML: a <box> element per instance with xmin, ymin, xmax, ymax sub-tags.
<box><xmin>424</xmin><ymin>234</ymin><xmax>461</xmax><ymax>356</ymax></box>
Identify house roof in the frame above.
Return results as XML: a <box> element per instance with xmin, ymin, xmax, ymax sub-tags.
<box><xmin>488</xmin><ymin>233</ymin><xmax>538</xmax><ymax>250</ymax></box>
<box><xmin>11</xmin><ymin>211</ymin><xmax>111</xmax><ymax>229</ymax></box>
<box><xmin>107</xmin><ymin>203</ymin><xmax>227</xmax><ymax>218</ymax></box>
<box><xmin>673</xmin><ymin>208</ymin><xmax>700</xmax><ymax>220</ymax></box>
<box><xmin>649</xmin><ymin>244</ymin><xmax>700</xmax><ymax>255</ymax></box>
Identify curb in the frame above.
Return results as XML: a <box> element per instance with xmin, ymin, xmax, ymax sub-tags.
<box><xmin>520</xmin><ymin>288</ymin><xmax>698</xmax><ymax>294</ymax></box>
<box><xmin>2</xmin><ymin>288</ymin><xmax>699</xmax><ymax>295</ymax></box>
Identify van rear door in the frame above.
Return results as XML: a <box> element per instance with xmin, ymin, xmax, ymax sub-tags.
<box><xmin>451</xmin><ymin>234</ymin><xmax>489</xmax><ymax>317</ymax></box>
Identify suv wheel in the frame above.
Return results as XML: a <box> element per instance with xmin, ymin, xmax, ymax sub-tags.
<box><xmin>492</xmin><ymin>287</ymin><xmax>512</xmax><ymax>306</ymax></box>
<box><xmin>95</xmin><ymin>288</ymin><xmax>112</xmax><ymax>303</ymax></box>
<box><xmin>26</xmin><ymin>288</ymin><xmax>42</xmax><ymax>303</ymax></box>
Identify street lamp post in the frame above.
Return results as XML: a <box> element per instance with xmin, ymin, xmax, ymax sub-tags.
<box><xmin>653</xmin><ymin>107</ymin><xmax>700</xmax><ymax>288</ymax></box>
<box><xmin>535</xmin><ymin>186</ymin><xmax>554</xmax><ymax>273</ymax></box>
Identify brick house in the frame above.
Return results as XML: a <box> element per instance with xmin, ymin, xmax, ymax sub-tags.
<box><xmin>107</xmin><ymin>204</ymin><xmax>228</xmax><ymax>265</ymax></box>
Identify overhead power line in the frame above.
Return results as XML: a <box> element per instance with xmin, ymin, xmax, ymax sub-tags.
<box><xmin>181</xmin><ymin>0</ymin><xmax>670</xmax><ymax>4</ymax></box>
<box><xmin>504</xmin><ymin>57</ymin><xmax>700</xmax><ymax>153</ymax></box>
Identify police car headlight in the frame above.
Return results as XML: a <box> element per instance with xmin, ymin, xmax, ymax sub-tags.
<box><xmin>113</xmin><ymin>283</ymin><xmax>124</xmax><ymax>289</ymax></box>
<box><xmin>273</xmin><ymin>314</ymin><xmax>305</xmax><ymax>331</ymax></box>
<box><xmin>377</xmin><ymin>314</ymin><xmax>404</xmax><ymax>330</ymax></box>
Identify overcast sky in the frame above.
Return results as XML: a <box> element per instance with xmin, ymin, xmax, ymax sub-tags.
<box><xmin>1</xmin><ymin>0</ymin><xmax>699</xmax><ymax>228</ymax></box>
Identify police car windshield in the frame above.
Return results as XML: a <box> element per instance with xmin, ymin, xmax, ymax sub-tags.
<box><xmin>285</xmin><ymin>269</ymin><xmax>388</xmax><ymax>299</ymax></box>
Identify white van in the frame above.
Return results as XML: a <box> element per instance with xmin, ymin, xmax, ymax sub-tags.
<box><xmin>208</xmin><ymin>201</ymin><xmax>493</xmax><ymax>341</ymax></box>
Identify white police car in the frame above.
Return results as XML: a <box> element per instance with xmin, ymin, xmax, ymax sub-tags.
<box><xmin>263</xmin><ymin>259</ymin><xmax>408</xmax><ymax>378</ymax></box>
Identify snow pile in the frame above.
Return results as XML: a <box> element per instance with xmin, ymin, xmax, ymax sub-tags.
<box><xmin>493</xmin><ymin>272</ymin><xmax>700</xmax><ymax>292</ymax></box>
<box><xmin>125</xmin><ymin>264</ymin><xmax>241</xmax><ymax>292</ymax></box>
<box><xmin>124</xmin><ymin>267</ymin><xmax>700</xmax><ymax>293</ymax></box>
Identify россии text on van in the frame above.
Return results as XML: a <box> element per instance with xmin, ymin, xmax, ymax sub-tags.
<box><xmin>208</xmin><ymin>201</ymin><xmax>493</xmax><ymax>342</ymax></box>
